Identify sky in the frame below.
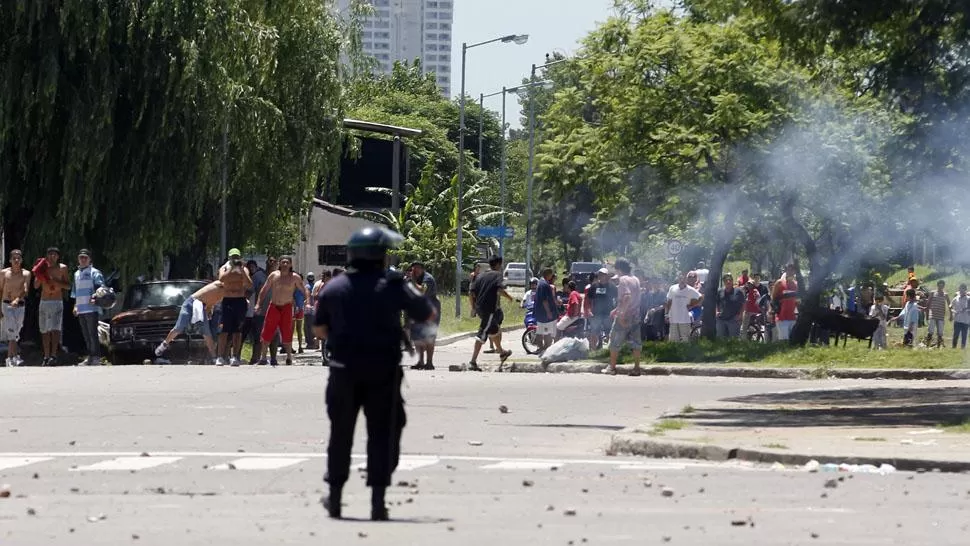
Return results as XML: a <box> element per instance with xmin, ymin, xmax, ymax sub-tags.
<box><xmin>450</xmin><ymin>0</ymin><xmax>617</xmax><ymax>130</ymax></box>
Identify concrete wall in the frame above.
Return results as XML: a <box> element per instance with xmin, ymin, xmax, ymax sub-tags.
<box><xmin>294</xmin><ymin>199</ymin><xmax>376</xmax><ymax>276</ymax></box>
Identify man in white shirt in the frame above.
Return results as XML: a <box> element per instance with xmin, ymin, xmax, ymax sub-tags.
<box><xmin>694</xmin><ymin>261</ymin><xmax>710</xmax><ymax>286</ymax></box>
<box><xmin>521</xmin><ymin>278</ymin><xmax>538</xmax><ymax>309</ymax></box>
<box><xmin>665</xmin><ymin>272</ymin><xmax>703</xmax><ymax>343</ymax></box>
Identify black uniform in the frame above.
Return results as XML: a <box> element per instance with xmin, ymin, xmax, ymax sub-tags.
<box><xmin>315</xmin><ymin>268</ymin><xmax>433</xmax><ymax>494</ymax></box>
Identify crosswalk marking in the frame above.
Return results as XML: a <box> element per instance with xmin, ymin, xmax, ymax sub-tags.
<box><xmin>0</xmin><ymin>457</ymin><xmax>52</xmax><ymax>471</ymax></box>
<box><xmin>209</xmin><ymin>457</ymin><xmax>308</xmax><ymax>471</ymax></box>
<box><xmin>616</xmin><ymin>463</ymin><xmax>688</xmax><ymax>470</ymax></box>
<box><xmin>481</xmin><ymin>460</ymin><xmax>564</xmax><ymax>470</ymax></box>
<box><xmin>355</xmin><ymin>456</ymin><xmax>440</xmax><ymax>472</ymax></box>
<box><xmin>71</xmin><ymin>456</ymin><xmax>183</xmax><ymax>472</ymax></box>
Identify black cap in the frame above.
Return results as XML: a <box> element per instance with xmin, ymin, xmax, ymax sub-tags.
<box><xmin>78</xmin><ymin>249</ymin><xmax>91</xmax><ymax>257</ymax></box>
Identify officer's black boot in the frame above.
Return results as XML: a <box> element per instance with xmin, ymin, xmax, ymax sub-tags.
<box><xmin>322</xmin><ymin>485</ymin><xmax>342</xmax><ymax>519</ymax></box>
<box><xmin>371</xmin><ymin>487</ymin><xmax>389</xmax><ymax>521</ymax></box>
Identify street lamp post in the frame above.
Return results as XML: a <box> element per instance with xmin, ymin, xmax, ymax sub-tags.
<box><xmin>455</xmin><ymin>33</ymin><xmax>529</xmax><ymax>319</ymax></box>
<box><xmin>478</xmin><ymin>93</ymin><xmax>485</xmax><ymax>166</ymax></box>
<box><xmin>525</xmin><ymin>58</ymin><xmax>567</xmax><ymax>275</ymax></box>
<box><xmin>480</xmin><ymin>80</ymin><xmax>552</xmax><ymax>260</ymax></box>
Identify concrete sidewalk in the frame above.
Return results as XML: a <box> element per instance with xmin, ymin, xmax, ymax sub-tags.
<box><xmin>609</xmin><ymin>384</ymin><xmax>970</xmax><ymax>473</ymax></box>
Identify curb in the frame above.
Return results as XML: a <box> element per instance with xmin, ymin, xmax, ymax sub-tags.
<box><xmin>499</xmin><ymin>362</ymin><xmax>970</xmax><ymax>381</ymax></box>
<box><xmin>434</xmin><ymin>325</ymin><xmax>520</xmax><ymax>347</ymax></box>
<box><xmin>607</xmin><ymin>432</ymin><xmax>970</xmax><ymax>473</ymax></box>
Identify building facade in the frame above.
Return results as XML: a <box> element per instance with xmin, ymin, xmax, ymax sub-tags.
<box><xmin>338</xmin><ymin>0</ymin><xmax>454</xmax><ymax>95</ymax></box>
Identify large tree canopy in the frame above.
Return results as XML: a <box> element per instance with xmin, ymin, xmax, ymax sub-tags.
<box><xmin>1</xmin><ymin>0</ymin><xmax>345</xmax><ymax>276</ymax></box>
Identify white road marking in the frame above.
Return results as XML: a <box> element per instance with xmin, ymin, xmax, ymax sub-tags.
<box><xmin>355</xmin><ymin>456</ymin><xmax>440</xmax><ymax>472</ymax></box>
<box><xmin>209</xmin><ymin>457</ymin><xmax>308</xmax><ymax>471</ymax></box>
<box><xmin>616</xmin><ymin>463</ymin><xmax>688</xmax><ymax>470</ymax></box>
<box><xmin>0</xmin><ymin>457</ymin><xmax>52</xmax><ymax>471</ymax></box>
<box><xmin>481</xmin><ymin>460</ymin><xmax>565</xmax><ymax>470</ymax></box>
<box><xmin>71</xmin><ymin>457</ymin><xmax>183</xmax><ymax>472</ymax></box>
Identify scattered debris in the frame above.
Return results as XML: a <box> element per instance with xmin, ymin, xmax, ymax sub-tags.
<box><xmin>824</xmin><ymin>479</ymin><xmax>839</xmax><ymax>489</ymax></box>
<box><xmin>811</xmin><ymin>532</ymin><xmax>820</xmax><ymax>539</ymax></box>
<box><xmin>68</xmin><ymin>441</ymin><xmax>76</xmax><ymax>446</ymax></box>
<box><xmin>522</xmin><ymin>480</ymin><xmax>534</xmax><ymax>487</ymax></box>
<box><xmin>140</xmin><ymin>452</ymin><xmax>150</xmax><ymax>457</ymax></box>
<box><xmin>770</xmin><ymin>462</ymin><xmax>785</xmax><ymax>471</ymax></box>
<box><xmin>432</xmin><ymin>433</ymin><xmax>445</xmax><ymax>440</ymax></box>
<box><xmin>643</xmin><ymin>480</ymin><xmax>653</xmax><ymax>488</ymax></box>
<box><xmin>698</xmin><ymin>488</ymin><xmax>705</xmax><ymax>494</ymax></box>
<box><xmin>662</xmin><ymin>537</ymin><xmax>672</xmax><ymax>543</ymax></box>
<box><xmin>154</xmin><ymin>487</ymin><xmax>166</xmax><ymax>494</ymax></box>
<box><xmin>546</xmin><ymin>505</ymin><xmax>555</xmax><ymax>511</ymax></box>
<box><xmin>26</xmin><ymin>507</ymin><xmax>36</xmax><ymax>516</ymax></box>
<box><xmin>467</xmin><ymin>440</ymin><xmax>483</xmax><ymax>446</ymax></box>
<box><xmin>820</xmin><ymin>493</ymin><xmax>828</xmax><ymax>499</ymax></box>
<box><xmin>87</xmin><ymin>513</ymin><xmax>108</xmax><ymax>523</ymax></box>
<box><xmin>499</xmin><ymin>405</ymin><xmax>509</xmax><ymax>414</ymax></box>
<box><xmin>70</xmin><ymin>487</ymin><xmax>80</xmax><ymax>493</ymax></box>
<box><xmin>563</xmin><ymin>508</ymin><xmax>577</xmax><ymax>516</ymax></box>
<box><xmin>197</xmin><ymin>431</ymin><xmax>204</xmax><ymax>436</ymax></box>
<box><xmin>581</xmin><ymin>488</ymin><xmax>589</xmax><ymax>493</ymax></box>
<box><xmin>227</xmin><ymin>463</ymin><xmax>237</xmax><ymax>470</ymax></box>
<box><xmin>237</xmin><ymin>449</ymin><xmax>245</xmax><ymax>453</ymax></box>
<box><xmin>9</xmin><ymin>429</ymin><xmax>17</xmax><ymax>433</ymax></box>
<box><xmin>0</xmin><ymin>484</ymin><xmax>11</xmax><ymax>498</ymax></box>
<box><xmin>447</xmin><ymin>526</ymin><xmax>455</xmax><ymax>532</ymax></box>
<box><xmin>32</xmin><ymin>473</ymin><xmax>39</xmax><ymax>480</ymax></box>
<box><xmin>599</xmin><ymin>473</ymin><xmax>605</xmax><ymax>478</ymax></box>
<box><xmin>661</xmin><ymin>487</ymin><xmax>675</xmax><ymax>497</ymax></box>
<box><xmin>731</xmin><ymin>517</ymin><xmax>754</xmax><ymax>527</ymax></box>
<box><xmin>132</xmin><ymin>534</ymin><xmax>140</xmax><ymax>540</ymax></box>
<box><xmin>396</xmin><ymin>480</ymin><xmax>414</xmax><ymax>488</ymax></box>
<box><xmin>358</xmin><ymin>531</ymin><xmax>368</xmax><ymax>538</ymax></box>
<box><xmin>550</xmin><ymin>466</ymin><xmax>559</xmax><ymax>472</ymax></box>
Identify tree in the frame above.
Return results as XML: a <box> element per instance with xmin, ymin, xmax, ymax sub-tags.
<box><xmin>0</xmin><ymin>0</ymin><xmax>345</xmax><ymax>280</ymax></box>
<box><xmin>537</xmin><ymin>8</ymin><xmax>804</xmax><ymax>337</ymax></box>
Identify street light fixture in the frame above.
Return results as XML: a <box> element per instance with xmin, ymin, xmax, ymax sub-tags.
<box><xmin>525</xmin><ymin>57</ymin><xmax>568</xmax><ymax>274</ymax></box>
<box><xmin>480</xmin><ymin>80</ymin><xmax>552</xmax><ymax>258</ymax></box>
<box><xmin>455</xmin><ymin>33</ymin><xmax>529</xmax><ymax>318</ymax></box>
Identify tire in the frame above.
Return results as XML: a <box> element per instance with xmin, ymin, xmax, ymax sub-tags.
<box><xmin>522</xmin><ymin>329</ymin><xmax>541</xmax><ymax>355</ymax></box>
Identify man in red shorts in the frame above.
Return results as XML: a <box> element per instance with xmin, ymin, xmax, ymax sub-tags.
<box><xmin>254</xmin><ymin>255</ymin><xmax>308</xmax><ymax>366</ymax></box>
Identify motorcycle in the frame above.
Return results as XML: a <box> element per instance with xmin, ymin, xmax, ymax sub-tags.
<box><xmin>521</xmin><ymin>305</ymin><xmax>587</xmax><ymax>355</ymax></box>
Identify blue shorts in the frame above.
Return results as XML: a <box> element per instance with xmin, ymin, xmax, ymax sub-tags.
<box><xmin>174</xmin><ymin>297</ymin><xmax>212</xmax><ymax>338</ymax></box>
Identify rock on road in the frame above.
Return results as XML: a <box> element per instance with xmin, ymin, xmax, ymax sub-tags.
<box><xmin>1</xmin><ymin>339</ymin><xmax>968</xmax><ymax>545</ymax></box>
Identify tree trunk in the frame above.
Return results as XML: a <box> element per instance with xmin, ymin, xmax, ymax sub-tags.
<box><xmin>701</xmin><ymin>208</ymin><xmax>739</xmax><ymax>340</ymax></box>
<box><xmin>167</xmin><ymin>218</ymin><xmax>214</xmax><ymax>280</ymax></box>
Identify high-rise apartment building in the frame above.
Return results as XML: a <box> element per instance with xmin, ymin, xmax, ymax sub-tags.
<box><xmin>338</xmin><ymin>0</ymin><xmax>455</xmax><ymax>96</ymax></box>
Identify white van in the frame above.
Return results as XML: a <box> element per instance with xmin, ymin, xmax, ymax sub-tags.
<box><xmin>503</xmin><ymin>262</ymin><xmax>533</xmax><ymax>287</ymax></box>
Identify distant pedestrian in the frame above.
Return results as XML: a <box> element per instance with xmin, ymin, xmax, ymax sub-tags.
<box><xmin>897</xmin><ymin>288</ymin><xmax>920</xmax><ymax>347</ymax></box>
<box><xmin>605</xmin><ymin>258</ymin><xmax>642</xmax><ymax>376</ymax></box>
<box><xmin>924</xmin><ymin>280</ymin><xmax>948</xmax><ymax>348</ymax></box>
<box><xmin>71</xmin><ymin>249</ymin><xmax>105</xmax><ymax>366</ymax></box>
<box><xmin>533</xmin><ymin>268</ymin><xmax>559</xmax><ymax>354</ymax></box>
<box><xmin>1</xmin><ymin>249</ymin><xmax>31</xmax><ymax>366</ymax></box>
<box><xmin>34</xmin><ymin>247</ymin><xmax>70</xmax><ymax>365</ymax></box>
<box><xmin>408</xmin><ymin>262</ymin><xmax>441</xmax><ymax>370</ymax></box>
<box><xmin>665</xmin><ymin>272</ymin><xmax>702</xmax><ymax>343</ymax></box>
<box><xmin>869</xmin><ymin>295</ymin><xmax>889</xmax><ymax>350</ymax></box>
<box><xmin>304</xmin><ymin>272</ymin><xmax>317</xmax><ymax>350</ymax></box>
<box><xmin>466</xmin><ymin>255</ymin><xmax>514</xmax><ymax>371</ymax></box>
<box><xmin>715</xmin><ymin>274</ymin><xmax>745</xmax><ymax>339</ymax></box>
<box><xmin>772</xmin><ymin>263</ymin><xmax>799</xmax><ymax>342</ymax></box>
<box><xmin>950</xmin><ymin>284</ymin><xmax>970</xmax><ymax>349</ymax></box>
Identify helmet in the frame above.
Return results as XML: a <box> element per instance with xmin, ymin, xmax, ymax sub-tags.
<box><xmin>346</xmin><ymin>227</ymin><xmax>403</xmax><ymax>264</ymax></box>
<box><xmin>93</xmin><ymin>286</ymin><xmax>117</xmax><ymax>309</ymax></box>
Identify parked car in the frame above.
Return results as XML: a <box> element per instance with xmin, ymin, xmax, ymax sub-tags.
<box><xmin>503</xmin><ymin>262</ymin><xmax>533</xmax><ymax>287</ymax></box>
<box><xmin>102</xmin><ymin>279</ymin><xmax>208</xmax><ymax>364</ymax></box>
<box><xmin>569</xmin><ymin>261</ymin><xmax>605</xmax><ymax>284</ymax></box>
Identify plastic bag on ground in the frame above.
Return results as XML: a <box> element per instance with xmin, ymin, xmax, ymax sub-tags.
<box><xmin>540</xmin><ymin>337</ymin><xmax>590</xmax><ymax>364</ymax></box>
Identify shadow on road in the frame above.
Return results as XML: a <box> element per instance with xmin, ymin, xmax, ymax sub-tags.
<box><xmin>678</xmin><ymin>387</ymin><xmax>970</xmax><ymax>429</ymax></box>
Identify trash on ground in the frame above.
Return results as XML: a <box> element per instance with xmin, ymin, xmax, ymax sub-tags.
<box><xmin>803</xmin><ymin>459</ymin><xmax>895</xmax><ymax>475</ymax></box>
<box><xmin>540</xmin><ymin>337</ymin><xmax>589</xmax><ymax>365</ymax></box>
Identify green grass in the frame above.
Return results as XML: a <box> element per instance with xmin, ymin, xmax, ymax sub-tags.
<box><xmin>939</xmin><ymin>418</ymin><xmax>970</xmax><ymax>433</ymax></box>
<box><xmin>437</xmin><ymin>301</ymin><xmax>527</xmax><ymax>336</ymax></box>
<box><xmin>853</xmin><ymin>437</ymin><xmax>888</xmax><ymax>442</ymax></box>
<box><xmin>647</xmin><ymin>419</ymin><xmax>689</xmax><ymax>436</ymax></box>
<box><xmin>681</xmin><ymin>404</ymin><xmax>696</xmax><ymax>414</ymax></box>
<box><xmin>761</xmin><ymin>443</ymin><xmax>789</xmax><ymax>450</ymax></box>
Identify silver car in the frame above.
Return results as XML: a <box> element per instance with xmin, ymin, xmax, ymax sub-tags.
<box><xmin>503</xmin><ymin>262</ymin><xmax>533</xmax><ymax>287</ymax></box>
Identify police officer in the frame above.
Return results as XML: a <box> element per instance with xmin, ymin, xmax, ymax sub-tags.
<box><xmin>314</xmin><ymin>227</ymin><xmax>435</xmax><ymax>521</ymax></box>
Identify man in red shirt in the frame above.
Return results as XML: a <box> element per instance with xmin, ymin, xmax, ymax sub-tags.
<box><xmin>741</xmin><ymin>279</ymin><xmax>762</xmax><ymax>340</ymax></box>
<box><xmin>772</xmin><ymin>263</ymin><xmax>799</xmax><ymax>341</ymax></box>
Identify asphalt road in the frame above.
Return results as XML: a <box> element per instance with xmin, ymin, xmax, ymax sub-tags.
<box><xmin>1</xmin><ymin>341</ymin><xmax>968</xmax><ymax>545</ymax></box>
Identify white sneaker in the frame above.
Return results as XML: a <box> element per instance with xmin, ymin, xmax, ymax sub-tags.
<box><xmin>3</xmin><ymin>358</ymin><xmax>10</xmax><ymax>367</ymax></box>
<box><xmin>13</xmin><ymin>356</ymin><xmax>23</xmax><ymax>367</ymax></box>
<box><xmin>229</xmin><ymin>358</ymin><xmax>240</xmax><ymax>367</ymax></box>
<box><xmin>154</xmin><ymin>342</ymin><xmax>169</xmax><ymax>357</ymax></box>
<box><xmin>215</xmin><ymin>357</ymin><xmax>226</xmax><ymax>367</ymax></box>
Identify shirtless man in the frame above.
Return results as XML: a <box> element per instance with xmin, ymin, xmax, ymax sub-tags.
<box><xmin>34</xmin><ymin>247</ymin><xmax>70</xmax><ymax>365</ymax></box>
<box><xmin>216</xmin><ymin>251</ymin><xmax>253</xmax><ymax>367</ymax></box>
<box><xmin>1</xmin><ymin>250</ymin><xmax>32</xmax><ymax>366</ymax></box>
<box><xmin>155</xmin><ymin>280</ymin><xmax>228</xmax><ymax>363</ymax></box>
<box><xmin>255</xmin><ymin>255</ymin><xmax>309</xmax><ymax>366</ymax></box>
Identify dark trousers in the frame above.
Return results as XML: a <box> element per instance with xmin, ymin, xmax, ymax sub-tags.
<box><xmin>953</xmin><ymin>322</ymin><xmax>969</xmax><ymax>348</ymax></box>
<box><xmin>78</xmin><ymin>313</ymin><xmax>100</xmax><ymax>357</ymax></box>
<box><xmin>325</xmin><ymin>368</ymin><xmax>406</xmax><ymax>488</ymax></box>
<box><xmin>305</xmin><ymin>311</ymin><xmax>317</xmax><ymax>348</ymax></box>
